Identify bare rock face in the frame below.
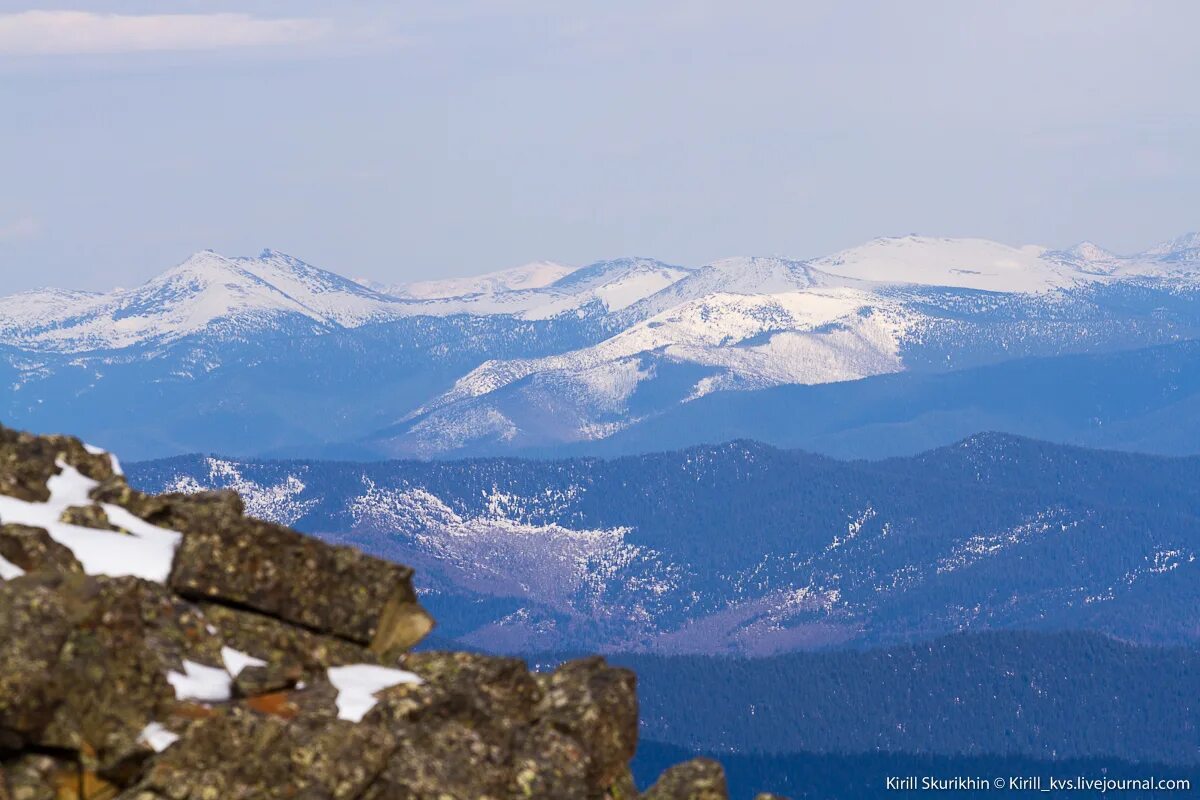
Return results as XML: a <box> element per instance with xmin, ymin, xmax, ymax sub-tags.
<box><xmin>0</xmin><ymin>425</ymin><xmax>758</xmax><ymax>799</ymax></box>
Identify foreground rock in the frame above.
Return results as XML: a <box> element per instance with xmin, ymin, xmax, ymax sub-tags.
<box><xmin>0</xmin><ymin>425</ymin><xmax>765</xmax><ymax>799</ymax></box>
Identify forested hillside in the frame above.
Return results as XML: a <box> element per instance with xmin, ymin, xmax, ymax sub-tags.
<box><xmin>618</xmin><ymin>632</ymin><xmax>1199</xmax><ymax>765</ymax></box>
<box><xmin>130</xmin><ymin>436</ymin><xmax>1200</xmax><ymax>654</ymax></box>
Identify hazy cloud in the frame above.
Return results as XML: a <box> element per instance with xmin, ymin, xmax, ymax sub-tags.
<box><xmin>0</xmin><ymin>1</ymin><xmax>1197</xmax><ymax>294</ymax></box>
<box><xmin>0</xmin><ymin>10</ymin><xmax>329</xmax><ymax>55</ymax></box>
<box><xmin>0</xmin><ymin>215</ymin><xmax>39</xmax><ymax>241</ymax></box>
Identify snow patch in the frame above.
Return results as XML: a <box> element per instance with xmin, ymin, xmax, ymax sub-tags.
<box><xmin>0</xmin><ymin>554</ymin><xmax>25</xmax><ymax>580</ymax></box>
<box><xmin>137</xmin><ymin>722</ymin><xmax>180</xmax><ymax>753</ymax></box>
<box><xmin>167</xmin><ymin>660</ymin><xmax>233</xmax><ymax>703</ymax></box>
<box><xmin>327</xmin><ymin>664</ymin><xmax>423</xmax><ymax>723</ymax></box>
<box><xmin>220</xmin><ymin>645</ymin><xmax>267</xmax><ymax>677</ymax></box>
<box><xmin>84</xmin><ymin>443</ymin><xmax>123</xmax><ymax>476</ymax></box>
<box><xmin>0</xmin><ymin>460</ymin><xmax>181</xmax><ymax>582</ymax></box>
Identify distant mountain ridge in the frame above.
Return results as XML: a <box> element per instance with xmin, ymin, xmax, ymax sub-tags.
<box><xmin>365</xmin><ymin>260</ymin><xmax>575</xmax><ymax>300</ymax></box>
<box><xmin>5</xmin><ymin>231</ymin><xmax>1200</xmax><ymax>460</ymax></box>
<box><xmin>127</xmin><ymin>434</ymin><xmax>1200</xmax><ymax>656</ymax></box>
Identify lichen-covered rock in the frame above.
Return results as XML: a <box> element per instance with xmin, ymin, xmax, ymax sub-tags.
<box><xmin>0</xmin><ymin>574</ymin><xmax>79</xmax><ymax>746</ymax></box>
<box><xmin>232</xmin><ymin>662</ymin><xmax>303</xmax><ymax>698</ymax></box>
<box><xmin>0</xmin><ymin>524</ymin><xmax>83</xmax><ymax>574</ymax></box>
<box><xmin>533</xmin><ymin>656</ymin><xmax>640</xmax><ymax>792</ymax></box>
<box><xmin>91</xmin><ymin>483</ymin><xmax>434</xmax><ymax>652</ymax></box>
<box><xmin>198</xmin><ymin>602</ymin><xmax>372</xmax><ymax>671</ymax></box>
<box><xmin>58</xmin><ymin>503</ymin><xmax>120</xmax><ymax>532</ymax></box>
<box><xmin>355</xmin><ymin>651</ymin><xmax>639</xmax><ymax>799</ymax></box>
<box><xmin>0</xmin><ymin>427</ymin><xmax>119</xmax><ymax>503</ymax></box>
<box><xmin>126</xmin><ymin>704</ymin><xmax>396</xmax><ymax>800</ymax></box>
<box><xmin>642</xmin><ymin>758</ymin><xmax>729</xmax><ymax>800</ymax></box>
<box><xmin>0</xmin><ymin>573</ymin><xmax>226</xmax><ymax>775</ymax></box>
<box><xmin>1</xmin><ymin>753</ymin><xmax>79</xmax><ymax>800</ymax></box>
<box><xmin>113</xmin><ymin>653</ymin><xmax>640</xmax><ymax>800</ymax></box>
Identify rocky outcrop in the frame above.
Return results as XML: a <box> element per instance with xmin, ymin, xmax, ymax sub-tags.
<box><xmin>0</xmin><ymin>426</ymin><xmax>765</xmax><ymax>799</ymax></box>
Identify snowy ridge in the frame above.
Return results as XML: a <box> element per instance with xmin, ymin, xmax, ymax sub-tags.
<box><xmin>398</xmin><ymin>286</ymin><xmax>920</xmax><ymax>452</ymax></box>
<box><xmin>376</xmin><ymin>261</ymin><xmax>576</xmax><ymax>300</ymax></box>
<box><xmin>5</xmin><ymin>231</ymin><xmax>1200</xmax><ymax>457</ymax></box>
<box><xmin>0</xmin><ymin>250</ymin><xmax>410</xmax><ymax>352</ymax></box>
<box><xmin>383</xmin><ymin>257</ymin><xmax>694</xmax><ymax>320</ymax></box>
<box><xmin>812</xmin><ymin>236</ymin><xmax>1071</xmax><ymax>292</ymax></box>
<box><xmin>7</xmin><ymin>232</ymin><xmax>1200</xmax><ymax>353</ymax></box>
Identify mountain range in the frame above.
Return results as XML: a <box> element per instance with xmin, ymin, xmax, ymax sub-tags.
<box><xmin>6</xmin><ymin>232</ymin><xmax>1200</xmax><ymax>461</ymax></box>
<box><xmin>8</xmin><ymin>234</ymin><xmax>1199</xmax><ymax>797</ymax></box>
<box><xmin>127</xmin><ymin>434</ymin><xmax>1200</xmax><ymax>656</ymax></box>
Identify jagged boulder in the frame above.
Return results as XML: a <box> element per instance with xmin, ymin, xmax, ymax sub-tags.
<box><xmin>0</xmin><ymin>425</ymin><xmax>755</xmax><ymax>799</ymax></box>
<box><xmin>91</xmin><ymin>483</ymin><xmax>434</xmax><ymax>654</ymax></box>
<box><xmin>642</xmin><ymin>759</ymin><xmax>728</xmax><ymax>800</ymax></box>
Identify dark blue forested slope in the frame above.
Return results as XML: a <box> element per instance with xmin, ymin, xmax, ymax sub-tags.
<box><xmin>129</xmin><ymin>435</ymin><xmax>1200</xmax><ymax>655</ymax></box>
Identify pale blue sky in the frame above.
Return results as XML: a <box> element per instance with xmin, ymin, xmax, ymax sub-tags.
<box><xmin>1</xmin><ymin>1</ymin><xmax>1198</xmax><ymax>293</ymax></box>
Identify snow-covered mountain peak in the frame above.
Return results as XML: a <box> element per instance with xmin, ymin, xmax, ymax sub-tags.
<box><xmin>1143</xmin><ymin>232</ymin><xmax>1200</xmax><ymax>261</ymax></box>
<box><xmin>502</xmin><ymin>257</ymin><xmax>692</xmax><ymax>319</ymax></box>
<box><xmin>548</xmin><ymin>257</ymin><xmax>688</xmax><ymax>291</ymax></box>
<box><xmin>384</xmin><ymin>260</ymin><xmax>576</xmax><ymax>300</ymax></box>
<box><xmin>135</xmin><ymin>249</ymin><xmax>393</xmax><ymax>317</ymax></box>
<box><xmin>618</xmin><ymin>256</ymin><xmax>837</xmax><ymax>324</ymax></box>
<box><xmin>0</xmin><ymin>249</ymin><xmax>409</xmax><ymax>352</ymax></box>
<box><xmin>232</xmin><ymin>250</ymin><xmax>397</xmax><ymax>304</ymax></box>
<box><xmin>153</xmin><ymin>249</ymin><xmax>245</xmax><ymax>282</ymax></box>
<box><xmin>1065</xmin><ymin>241</ymin><xmax>1117</xmax><ymax>262</ymax></box>
<box><xmin>1040</xmin><ymin>241</ymin><xmax>1123</xmax><ymax>276</ymax></box>
<box><xmin>812</xmin><ymin>235</ymin><xmax>1076</xmax><ymax>293</ymax></box>
<box><xmin>700</xmin><ymin>256</ymin><xmax>827</xmax><ymax>291</ymax></box>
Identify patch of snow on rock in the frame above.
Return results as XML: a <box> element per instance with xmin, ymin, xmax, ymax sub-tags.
<box><xmin>137</xmin><ymin>722</ymin><xmax>180</xmax><ymax>753</ymax></box>
<box><xmin>0</xmin><ymin>460</ymin><xmax>181</xmax><ymax>583</ymax></box>
<box><xmin>220</xmin><ymin>646</ymin><xmax>267</xmax><ymax>677</ymax></box>
<box><xmin>167</xmin><ymin>660</ymin><xmax>233</xmax><ymax>703</ymax></box>
<box><xmin>327</xmin><ymin>664</ymin><xmax>423</xmax><ymax>722</ymax></box>
<box><xmin>0</xmin><ymin>554</ymin><xmax>25</xmax><ymax>579</ymax></box>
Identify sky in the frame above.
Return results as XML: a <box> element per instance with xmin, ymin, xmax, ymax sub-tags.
<box><xmin>0</xmin><ymin>1</ymin><xmax>1198</xmax><ymax>294</ymax></box>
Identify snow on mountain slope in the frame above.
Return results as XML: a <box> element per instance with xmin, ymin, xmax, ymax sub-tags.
<box><xmin>530</xmin><ymin>258</ymin><xmax>692</xmax><ymax>318</ymax></box>
<box><xmin>343</xmin><ymin>478</ymin><xmax>679</xmax><ymax>621</ymax></box>
<box><xmin>0</xmin><ymin>250</ymin><xmax>410</xmax><ymax>352</ymax></box>
<box><xmin>396</xmin><ymin>284</ymin><xmax>919</xmax><ymax>453</ymax></box>
<box><xmin>402</xmin><ymin>257</ymin><xmax>691</xmax><ymax>320</ymax></box>
<box><xmin>7</xmin><ymin>231</ymin><xmax>1200</xmax><ymax>458</ymax></box>
<box><xmin>353</xmin><ymin>257</ymin><xmax>691</xmax><ymax>320</ymax></box>
<box><xmin>380</xmin><ymin>261</ymin><xmax>576</xmax><ymax>300</ymax></box>
<box><xmin>1141</xmin><ymin>232</ymin><xmax>1200</xmax><ymax>262</ymax></box>
<box><xmin>8</xmin><ymin>233</ymin><xmax>1200</xmax><ymax>354</ymax></box>
<box><xmin>617</xmin><ymin>257</ymin><xmax>841</xmax><ymax>323</ymax></box>
<box><xmin>812</xmin><ymin>235</ymin><xmax>1084</xmax><ymax>292</ymax></box>
<box><xmin>810</xmin><ymin>232</ymin><xmax>1200</xmax><ymax>289</ymax></box>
